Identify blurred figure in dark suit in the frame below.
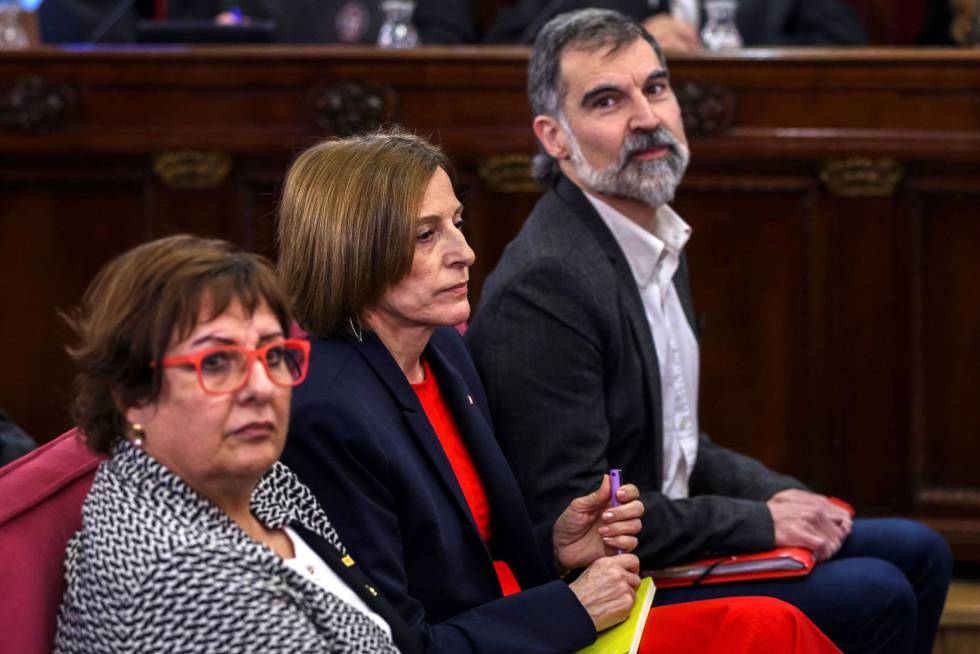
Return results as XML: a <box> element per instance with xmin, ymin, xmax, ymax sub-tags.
<box><xmin>38</xmin><ymin>0</ymin><xmax>476</xmax><ymax>44</ymax></box>
<box><xmin>920</xmin><ymin>0</ymin><xmax>980</xmax><ymax>44</ymax></box>
<box><xmin>213</xmin><ymin>0</ymin><xmax>477</xmax><ymax>44</ymax></box>
<box><xmin>485</xmin><ymin>0</ymin><xmax>866</xmax><ymax>48</ymax></box>
<box><xmin>38</xmin><ymin>0</ymin><xmax>212</xmax><ymax>42</ymax></box>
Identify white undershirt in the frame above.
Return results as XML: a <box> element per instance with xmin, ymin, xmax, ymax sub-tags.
<box><xmin>282</xmin><ymin>526</ymin><xmax>392</xmax><ymax>639</ymax></box>
<box><xmin>585</xmin><ymin>193</ymin><xmax>700</xmax><ymax>499</ymax></box>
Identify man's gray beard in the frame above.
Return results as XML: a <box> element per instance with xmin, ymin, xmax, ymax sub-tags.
<box><xmin>564</xmin><ymin>124</ymin><xmax>690</xmax><ymax>209</ymax></box>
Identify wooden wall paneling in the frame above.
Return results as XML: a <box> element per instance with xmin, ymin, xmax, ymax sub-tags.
<box><xmin>239</xmin><ymin>176</ymin><xmax>284</xmax><ymax>262</ymax></box>
<box><xmin>824</xmin><ymin>189</ymin><xmax>912</xmax><ymax>514</ymax></box>
<box><xmin>233</xmin><ymin>155</ymin><xmax>305</xmax><ymax>260</ymax></box>
<box><xmin>145</xmin><ymin>177</ymin><xmax>239</xmax><ymax>242</ymax></box>
<box><xmin>0</xmin><ymin>172</ymin><xmax>149</xmax><ymax>442</ymax></box>
<box><xmin>678</xmin><ymin>173</ymin><xmax>818</xmax><ymax>485</ymax></box>
<box><xmin>910</xmin><ymin>176</ymin><xmax>980</xmax><ymax>558</ymax></box>
<box><xmin>917</xmin><ymin>189</ymin><xmax>980</xmax><ymax>498</ymax></box>
<box><xmin>460</xmin><ymin>170</ymin><xmax>541</xmax><ymax>301</ymax></box>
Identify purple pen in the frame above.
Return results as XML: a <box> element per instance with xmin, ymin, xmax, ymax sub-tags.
<box><xmin>609</xmin><ymin>468</ymin><xmax>623</xmax><ymax>555</ymax></box>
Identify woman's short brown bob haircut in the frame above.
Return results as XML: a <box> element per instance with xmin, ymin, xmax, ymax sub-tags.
<box><xmin>64</xmin><ymin>234</ymin><xmax>291</xmax><ymax>455</ymax></box>
<box><xmin>277</xmin><ymin>129</ymin><xmax>453</xmax><ymax>338</ymax></box>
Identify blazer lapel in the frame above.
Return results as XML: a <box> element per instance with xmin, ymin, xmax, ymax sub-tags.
<box><xmin>555</xmin><ymin>177</ymin><xmax>665</xmax><ymax>473</ymax></box>
<box><xmin>289</xmin><ymin>523</ymin><xmax>420</xmax><ymax>654</ymax></box>
<box><xmin>423</xmin><ymin>341</ymin><xmax>549</xmax><ymax>584</ymax></box>
<box><xmin>351</xmin><ymin>333</ymin><xmax>484</xmax><ymax>545</ymax></box>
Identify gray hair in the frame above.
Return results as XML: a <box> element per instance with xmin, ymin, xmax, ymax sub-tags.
<box><xmin>528</xmin><ymin>9</ymin><xmax>667</xmax><ymax>185</ymax></box>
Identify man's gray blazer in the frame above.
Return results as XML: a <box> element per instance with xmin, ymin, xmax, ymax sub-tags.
<box><xmin>467</xmin><ymin>175</ymin><xmax>805</xmax><ymax>566</ymax></box>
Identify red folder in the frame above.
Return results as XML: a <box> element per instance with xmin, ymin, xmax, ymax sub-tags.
<box><xmin>648</xmin><ymin>546</ymin><xmax>815</xmax><ymax>588</ymax></box>
<box><xmin>647</xmin><ymin>497</ymin><xmax>854</xmax><ymax>588</ymax></box>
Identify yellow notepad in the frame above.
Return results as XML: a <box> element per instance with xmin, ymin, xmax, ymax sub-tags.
<box><xmin>577</xmin><ymin>577</ymin><xmax>656</xmax><ymax>654</ymax></box>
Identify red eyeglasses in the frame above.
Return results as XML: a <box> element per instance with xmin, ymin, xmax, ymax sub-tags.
<box><xmin>158</xmin><ymin>339</ymin><xmax>311</xmax><ymax>395</ymax></box>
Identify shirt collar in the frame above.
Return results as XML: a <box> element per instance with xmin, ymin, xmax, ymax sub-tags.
<box><xmin>107</xmin><ymin>439</ymin><xmax>347</xmax><ymax>554</ymax></box>
<box><xmin>584</xmin><ymin>192</ymin><xmax>692</xmax><ymax>288</ymax></box>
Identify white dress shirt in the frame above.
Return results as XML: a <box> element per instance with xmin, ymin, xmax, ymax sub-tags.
<box><xmin>585</xmin><ymin>193</ymin><xmax>700</xmax><ymax>499</ymax></box>
<box><xmin>282</xmin><ymin>526</ymin><xmax>393</xmax><ymax>639</ymax></box>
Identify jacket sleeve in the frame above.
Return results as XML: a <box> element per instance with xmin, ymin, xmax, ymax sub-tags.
<box><xmin>124</xmin><ymin>546</ymin><xmax>398</xmax><ymax>654</ymax></box>
<box><xmin>468</xmin><ymin>260</ymin><xmax>788</xmax><ymax>565</ymax></box>
<box><xmin>285</xmin><ymin>394</ymin><xmax>595</xmax><ymax>654</ymax></box>
<box><xmin>691</xmin><ymin>432</ymin><xmax>808</xmax><ymax>501</ymax></box>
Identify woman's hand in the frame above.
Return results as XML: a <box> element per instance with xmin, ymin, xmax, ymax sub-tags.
<box><xmin>553</xmin><ymin>474</ymin><xmax>644</xmax><ymax>571</ymax></box>
<box><xmin>568</xmin><ymin>554</ymin><xmax>641</xmax><ymax>632</ymax></box>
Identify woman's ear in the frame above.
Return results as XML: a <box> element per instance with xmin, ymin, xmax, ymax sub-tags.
<box><xmin>124</xmin><ymin>405</ymin><xmax>145</xmax><ymax>427</ymax></box>
<box><xmin>533</xmin><ymin>115</ymin><xmax>570</xmax><ymax>160</ymax></box>
<box><xmin>113</xmin><ymin>390</ymin><xmax>145</xmax><ymax>429</ymax></box>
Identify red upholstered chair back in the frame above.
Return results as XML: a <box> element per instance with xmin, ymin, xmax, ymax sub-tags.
<box><xmin>0</xmin><ymin>428</ymin><xmax>104</xmax><ymax>654</ymax></box>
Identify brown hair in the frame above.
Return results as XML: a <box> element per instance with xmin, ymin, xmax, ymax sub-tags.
<box><xmin>277</xmin><ymin>129</ymin><xmax>453</xmax><ymax>338</ymax></box>
<box><xmin>64</xmin><ymin>234</ymin><xmax>291</xmax><ymax>455</ymax></box>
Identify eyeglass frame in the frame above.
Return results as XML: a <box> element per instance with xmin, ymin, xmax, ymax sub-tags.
<box><xmin>154</xmin><ymin>338</ymin><xmax>311</xmax><ymax>396</ymax></box>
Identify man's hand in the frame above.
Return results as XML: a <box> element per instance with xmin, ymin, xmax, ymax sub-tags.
<box><xmin>568</xmin><ymin>554</ymin><xmax>641</xmax><ymax>631</ymax></box>
<box><xmin>767</xmin><ymin>489</ymin><xmax>853</xmax><ymax>561</ymax></box>
<box><xmin>642</xmin><ymin>14</ymin><xmax>701</xmax><ymax>51</ymax></box>
<box><xmin>553</xmin><ymin>474</ymin><xmax>644</xmax><ymax>571</ymax></box>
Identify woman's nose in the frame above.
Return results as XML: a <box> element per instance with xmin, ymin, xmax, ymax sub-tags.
<box><xmin>241</xmin><ymin>356</ymin><xmax>277</xmax><ymax>399</ymax></box>
<box><xmin>450</xmin><ymin>229</ymin><xmax>476</xmax><ymax>268</ymax></box>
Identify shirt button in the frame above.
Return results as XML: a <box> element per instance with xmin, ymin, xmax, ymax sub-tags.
<box><xmin>306</xmin><ymin>565</ymin><xmax>315</xmax><ymax>575</ymax></box>
<box><xmin>467</xmin><ymin>394</ymin><xmax>474</xmax><ymax>406</ymax></box>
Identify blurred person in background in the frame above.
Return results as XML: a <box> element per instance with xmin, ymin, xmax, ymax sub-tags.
<box><xmin>485</xmin><ymin>0</ymin><xmax>866</xmax><ymax>48</ymax></box>
<box><xmin>37</xmin><ymin>0</ymin><xmax>476</xmax><ymax>43</ymax></box>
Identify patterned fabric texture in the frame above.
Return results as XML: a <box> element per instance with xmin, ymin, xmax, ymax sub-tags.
<box><xmin>54</xmin><ymin>441</ymin><xmax>399</xmax><ymax>654</ymax></box>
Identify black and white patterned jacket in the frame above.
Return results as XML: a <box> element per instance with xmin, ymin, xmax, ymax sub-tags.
<box><xmin>54</xmin><ymin>441</ymin><xmax>414</xmax><ymax>654</ymax></box>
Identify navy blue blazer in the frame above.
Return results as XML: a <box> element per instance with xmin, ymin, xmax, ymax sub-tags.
<box><xmin>283</xmin><ymin>326</ymin><xmax>595</xmax><ymax>654</ymax></box>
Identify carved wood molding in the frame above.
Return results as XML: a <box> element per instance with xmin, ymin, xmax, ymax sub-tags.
<box><xmin>0</xmin><ymin>75</ymin><xmax>74</xmax><ymax>134</ymax></box>
<box><xmin>674</xmin><ymin>82</ymin><xmax>736</xmax><ymax>137</ymax></box>
<box><xmin>820</xmin><ymin>157</ymin><xmax>904</xmax><ymax>197</ymax></box>
<box><xmin>153</xmin><ymin>151</ymin><xmax>232</xmax><ymax>189</ymax></box>
<box><xmin>478</xmin><ymin>155</ymin><xmax>541</xmax><ymax>194</ymax></box>
<box><xmin>308</xmin><ymin>81</ymin><xmax>391</xmax><ymax>136</ymax></box>
<box><xmin>916</xmin><ymin>486</ymin><xmax>980</xmax><ymax>508</ymax></box>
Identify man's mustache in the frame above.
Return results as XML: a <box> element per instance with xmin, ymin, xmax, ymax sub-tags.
<box><xmin>619</xmin><ymin>128</ymin><xmax>680</xmax><ymax>168</ymax></box>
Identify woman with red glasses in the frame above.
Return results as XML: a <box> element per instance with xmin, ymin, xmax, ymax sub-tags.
<box><xmin>55</xmin><ymin>234</ymin><xmax>420</xmax><ymax>654</ymax></box>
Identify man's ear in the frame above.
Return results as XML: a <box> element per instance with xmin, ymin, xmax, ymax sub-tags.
<box><xmin>533</xmin><ymin>115</ymin><xmax>569</xmax><ymax>160</ymax></box>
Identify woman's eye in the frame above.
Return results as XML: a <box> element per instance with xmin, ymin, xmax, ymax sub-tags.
<box><xmin>417</xmin><ymin>229</ymin><xmax>435</xmax><ymax>243</ymax></box>
<box><xmin>265</xmin><ymin>345</ymin><xmax>285</xmax><ymax>367</ymax></box>
<box><xmin>200</xmin><ymin>351</ymin><xmax>232</xmax><ymax>373</ymax></box>
<box><xmin>454</xmin><ymin>218</ymin><xmax>465</xmax><ymax>231</ymax></box>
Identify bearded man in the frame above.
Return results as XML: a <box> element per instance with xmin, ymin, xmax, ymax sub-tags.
<box><xmin>466</xmin><ymin>9</ymin><xmax>951</xmax><ymax>654</ymax></box>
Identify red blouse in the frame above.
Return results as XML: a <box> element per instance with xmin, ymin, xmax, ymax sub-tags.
<box><xmin>411</xmin><ymin>359</ymin><xmax>520</xmax><ymax>597</ymax></box>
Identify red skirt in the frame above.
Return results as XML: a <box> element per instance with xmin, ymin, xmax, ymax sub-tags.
<box><xmin>639</xmin><ymin>597</ymin><xmax>841</xmax><ymax>654</ymax></box>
